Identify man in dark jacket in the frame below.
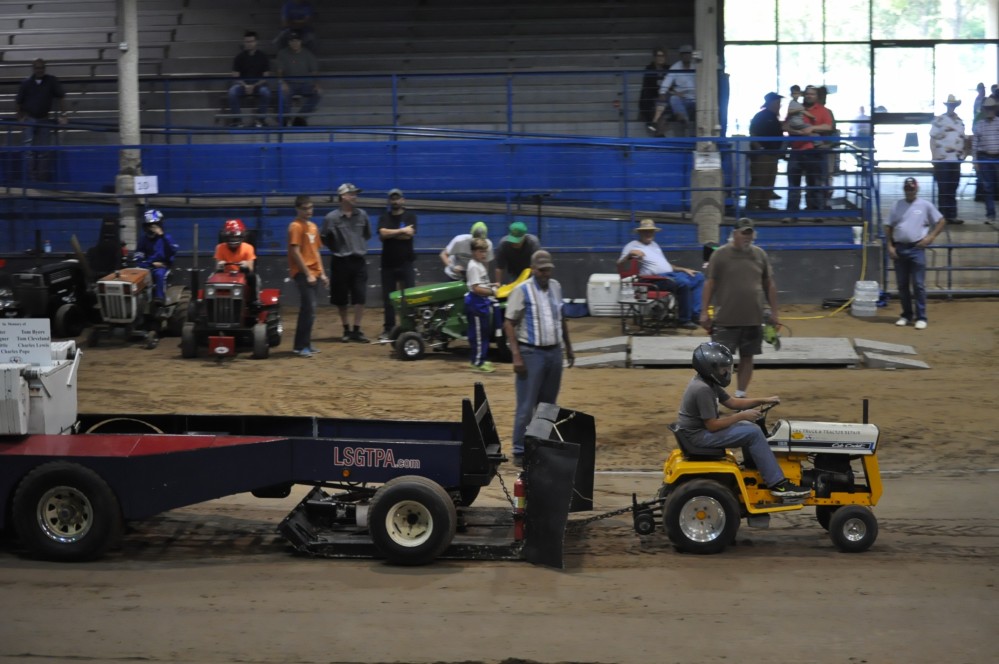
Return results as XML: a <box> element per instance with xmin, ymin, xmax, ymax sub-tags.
<box><xmin>747</xmin><ymin>91</ymin><xmax>784</xmax><ymax>211</ymax></box>
<box><xmin>227</xmin><ymin>31</ymin><xmax>271</xmax><ymax>127</ymax></box>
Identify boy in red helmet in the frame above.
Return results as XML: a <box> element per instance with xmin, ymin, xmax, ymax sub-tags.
<box><xmin>214</xmin><ymin>219</ymin><xmax>259</xmax><ymax>303</ymax></box>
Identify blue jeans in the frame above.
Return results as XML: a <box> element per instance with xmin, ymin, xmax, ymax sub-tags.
<box><xmin>22</xmin><ymin>118</ymin><xmax>56</xmax><ymax>181</ymax></box>
<box><xmin>694</xmin><ymin>421</ymin><xmax>783</xmax><ymax>487</ymax></box>
<box><xmin>228</xmin><ymin>83</ymin><xmax>272</xmax><ymax>118</ymax></box>
<box><xmin>932</xmin><ymin>160</ymin><xmax>961</xmax><ymax>221</ymax></box>
<box><xmin>512</xmin><ymin>345</ymin><xmax>564</xmax><ymax>454</ymax></box>
<box><xmin>786</xmin><ymin>149</ymin><xmax>825</xmax><ymax>212</ymax></box>
<box><xmin>655</xmin><ymin>270</ymin><xmax>704</xmax><ymax>322</ymax></box>
<box><xmin>293</xmin><ymin>272</ymin><xmax>318</xmax><ymax>352</ymax></box>
<box><xmin>977</xmin><ymin>153</ymin><xmax>998</xmax><ymax>219</ymax></box>
<box><xmin>279</xmin><ymin>81</ymin><xmax>321</xmax><ymax>118</ymax></box>
<box><xmin>893</xmin><ymin>243</ymin><xmax>927</xmax><ymax>322</ymax></box>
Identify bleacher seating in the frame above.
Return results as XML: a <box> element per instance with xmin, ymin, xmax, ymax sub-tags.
<box><xmin>0</xmin><ymin>0</ymin><xmax>693</xmax><ymax>137</ymax></box>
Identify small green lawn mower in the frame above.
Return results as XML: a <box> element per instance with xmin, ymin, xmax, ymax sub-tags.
<box><xmin>384</xmin><ymin>269</ymin><xmax>530</xmax><ymax>362</ymax></box>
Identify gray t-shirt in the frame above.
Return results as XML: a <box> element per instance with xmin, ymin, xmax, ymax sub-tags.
<box><xmin>677</xmin><ymin>374</ymin><xmax>729</xmax><ymax>443</ymax></box>
<box><xmin>321</xmin><ymin>208</ymin><xmax>371</xmax><ymax>258</ymax></box>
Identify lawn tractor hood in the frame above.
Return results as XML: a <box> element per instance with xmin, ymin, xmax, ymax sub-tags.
<box><xmin>768</xmin><ymin>419</ymin><xmax>880</xmax><ymax>455</ymax></box>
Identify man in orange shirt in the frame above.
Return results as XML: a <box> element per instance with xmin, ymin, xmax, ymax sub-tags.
<box><xmin>287</xmin><ymin>195</ymin><xmax>328</xmax><ymax>357</ymax></box>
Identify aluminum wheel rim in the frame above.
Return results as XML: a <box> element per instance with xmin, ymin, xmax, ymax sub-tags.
<box><xmin>678</xmin><ymin>496</ymin><xmax>727</xmax><ymax>543</ymax></box>
<box><xmin>402</xmin><ymin>339</ymin><xmax>422</xmax><ymax>357</ymax></box>
<box><xmin>841</xmin><ymin>516</ymin><xmax>868</xmax><ymax>543</ymax></box>
<box><xmin>36</xmin><ymin>485</ymin><xmax>93</xmax><ymax>544</ymax></box>
<box><xmin>385</xmin><ymin>499</ymin><xmax>433</xmax><ymax>548</ymax></box>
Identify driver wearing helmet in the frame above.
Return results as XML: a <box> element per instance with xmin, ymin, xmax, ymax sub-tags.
<box><xmin>214</xmin><ymin>218</ymin><xmax>259</xmax><ymax>304</ymax></box>
<box><xmin>677</xmin><ymin>341</ymin><xmax>810</xmax><ymax>499</ymax></box>
<box><xmin>214</xmin><ymin>219</ymin><xmax>256</xmax><ymax>273</ymax></box>
<box><xmin>134</xmin><ymin>208</ymin><xmax>178</xmax><ymax>303</ymax></box>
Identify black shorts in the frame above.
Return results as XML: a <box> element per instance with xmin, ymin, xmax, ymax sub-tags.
<box><xmin>712</xmin><ymin>324</ymin><xmax>762</xmax><ymax>358</ymax></box>
<box><xmin>329</xmin><ymin>255</ymin><xmax>368</xmax><ymax>306</ymax></box>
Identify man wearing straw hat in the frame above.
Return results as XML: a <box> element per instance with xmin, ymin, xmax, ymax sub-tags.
<box><xmin>618</xmin><ymin>218</ymin><xmax>703</xmax><ymax>330</ymax></box>
<box><xmin>929</xmin><ymin>94</ymin><xmax>968</xmax><ymax>225</ymax></box>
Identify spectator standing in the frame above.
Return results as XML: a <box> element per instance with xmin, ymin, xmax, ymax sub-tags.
<box><xmin>747</xmin><ymin>91</ymin><xmax>784</xmax><ymax>211</ymax></box>
<box><xmin>503</xmin><ymin>250</ymin><xmax>574</xmax><ymax>466</ymax></box>
<box><xmin>494</xmin><ymin>221</ymin><xmax>540</xmax><ymax>284</ymax></box>
<box><xmin>700</xmin><ymin>218</ymin><xmax>779</xmax><ymax>398</ymax></box>
<box><xmin>651</xmin><ymin>45</ymin><xmax>696</xmax><ymax>136</ymax></box>
<box><xmin>134</xmin><ymin>209</ymin><xmax>178</xmax><ymax>304</ymax></box>
<box><xmin>639</xmin><ymin>46</ymin><xmax>669</xmax><ymax>133</ymax></box>
<box><xmin>15</xmin><ymin>59</ymin><xmax>67</xmax><ymax>181</ymax></box>
<box><xmin>929</xmin><ymin>94</ymin><xmax>967</xmax><ymax>225</ymax></box>
<box><xmin>618</xmin><ymin>219</ymin><xmax>704</xmax><ymax>329</ymax></box>
<box><xmin>377</xmin><ymin>188</ymin><xmax>417</xmax><ymax>340</ymax></box>
<box><xmin>322</xmin><ymin>183</ymin><xmax>372</xmax><ymax>342</ymax></box>
<box><xmin>885</xmin><ymin>178</ymin><xmax>946</xmax><ymax>330</ymax></box>
<box><xmin>785</xmin><ymin>87</ymin><xmax>832</xmax><ymax>213</ymax></box>
<box><xmin>972</xmin><ymin>97</ymin><xmax>999</xmax><ymax>224</ymax></box>
<box><xmin>275</xmin><ymin>0</ymin><xmax>317</xmax><ymax>51</ymax></box>
<box><xmin>228</xmin><ymin>31</ymin><xmax>271</xmax><ymax>128</ymax></box>
<box><xmin>440</xmin><ymin>221</ymin><xmax>493</xmax><ymax>280</ymax></box>
<box><xmin>465</xmin><ymin>238</ymin><xmax>497</xmax><ymax>374</ymax></box>
<box><xmin>287</xmin><ymin>195</ymin><xmax>328</xmax><ymax>357</ymax></box>
<box><xmin>275</xmin><ymin>31</ymin><xmax>321</xmax><ymax>127</ymax></box>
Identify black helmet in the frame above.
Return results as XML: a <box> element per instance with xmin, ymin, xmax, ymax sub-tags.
<box><xmin>692</xmin><ymin>341</ymin><xmax>733</xmax><ymax>387</ymax></box>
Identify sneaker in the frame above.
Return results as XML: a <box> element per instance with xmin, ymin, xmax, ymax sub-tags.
<box><xmin>377</xmin><ymin>331</ymin><xmax>393</xmax><ymax>342</ymax></box>
<box><xmin>307</xmin><ymin>346</ymin><xmax>322</xmax><ymax>354</ymax></box>
<box><xmin>770</xmin><ymin>479</ymin><xmax>811</xmax><ymax>499</ymax></box>
<box><xmin>469</xmin><ymin>362</ymin><xmax>495</xmax><ymax>373</ymax></box>
<box><xmin>914</xmin><ymin>320</ymin><xmax>927</xmax><ymax>330</ymax></box>
<box><xmin>678</xmin><ymin>321</ymin><xmax>699</xmax><ymax>330</ymax></box>
<box><xmin>947</xmin><ymin>218</ymin><xmax>964</xmax><ymax>225</ymax></box>
<box><xmin>341</xmin><ymin>330</ymin><xmax>352</xmax><ymax>343</ymax></box>
<box><xmin>895</xmin><ymin>317</ymin><xmax>909</xmax><ymax>327</ymax></box>
<box><xmin>350</xmin><ymin>330</ymin><xmax>370</xmax><ymax>343</ymax></box>
<box><xmin>511</xmin><ymin>454</ymin><xmax>524</xmax><ymax>468</ymax></box>
<box><xmin>292</xmin><ymin>348</ymin><xmax>313</xmax><ymax>358</ymax></box>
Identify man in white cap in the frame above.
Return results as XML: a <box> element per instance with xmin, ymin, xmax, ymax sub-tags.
<box><xmin>322</xmin><ymin>183</ymin><xmax>372</xmax><ymax>342</ymax></box>
<box><xmin>701</xmin><ymin>218</ymin><xmax>780</xmax><ymax>397</ymax></box>
<box><xmin>440</xmin><ymin>221</ymin><xmax>493</xmax><ymax>280</ymax></box>
<box><xmin>929</xmin><ymin>94</ymin><xmax>967</xmax><ymax>224</ymax></box>
<box><xmin>885</xmin><ymin>178</ymin><xmax>945</xmax><ymax>330</ymax></box>
<box><xmin>972</xmin><ymin>96</ymin><xmax>999</xmax><ymax>223</ymax></box>
<box><xmin>650</xmin><ymin>44</ymin><xmax>696</xmax><ymax>135</ymax></box>
<box><xmin>618</xmin><ymin>218</ymin><xmax>703</xmax><ymax>329</ymax></box>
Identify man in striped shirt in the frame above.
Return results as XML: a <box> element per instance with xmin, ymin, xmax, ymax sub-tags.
<box><xmin>503</xmin><ymin>250</ymin><xmax>575</xmax><ymax>465</ymax></box>
<box><xmin>972</xmin><ymin>97</ymin><xmax>999</xmax><ymax>223</ymax></box>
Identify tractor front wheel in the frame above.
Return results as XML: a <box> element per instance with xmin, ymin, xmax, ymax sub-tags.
<box><xmin>828</xmin><ymin>505</ymin><xmax>878</xmax><ymax>553</ymax></box>
<box><xmin>368</xmin><ymin>476</ymin><xmax>457</xmax><ymax>565</ymax></box>
<box><xmin>251</xmin><ymin>323</ymin><xmax>269</xmax><ymax>359</ymax></box>
<box><xmin>395</xmin><ymin>331</ymin><xmax>425</xmax><ymax>361</ymax></box>
<box><xmin>54</xmin><ymin>303</ymin><xmax>86</xmax><ymax>339</ymax></box>
<box><xmin>663</xmin><ymin>479</ymin><xmax>740</xmax><ymax>554</ymax></box>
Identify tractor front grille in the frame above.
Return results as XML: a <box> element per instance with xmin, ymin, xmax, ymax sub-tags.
<box><xmin>98</xmin><ymin>290</ymin><xmax>137</xmax><ymax>322</ymax></box>
<box><xmin>206</xmin><ymin>291</ymin><xmax>242</xmax><ymax>326</ymax></box>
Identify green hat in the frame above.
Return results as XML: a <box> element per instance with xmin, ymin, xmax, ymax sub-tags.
<box><xmin>505</xmin><ymin>221</ymin><xmax>528</xmax><ymax>244</ymax></box>
<box><xmin>470</xmin><ymin>221</ymin><xmax>488</xmax><ymax>238</ymax></box>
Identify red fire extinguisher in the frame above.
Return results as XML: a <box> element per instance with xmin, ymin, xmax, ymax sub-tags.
<box><xmin>513</xmin><ymin>475</ymin><xmax>526</xmax><ymax>541</ymax></box>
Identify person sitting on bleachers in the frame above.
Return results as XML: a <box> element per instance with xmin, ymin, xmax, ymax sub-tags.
<box><xmin>275</xmin><ymin>31</ymin><xmax>321</xmax><ymax>127</ymax></box>
<box><xmin>228</xmin><ymin>31</ymin><xmax>271</xmax><ymax>128</ymax></box>
<box><xmin>274</xmin><ymin>0</ymin><xmax>317</xmax><ymax>52</ymax></box>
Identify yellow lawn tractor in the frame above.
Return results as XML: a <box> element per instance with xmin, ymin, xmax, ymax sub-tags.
<box><xmin>632</xmin><ymin>402</ymin><xmax>883</xmax><ymax>554</ymax></box>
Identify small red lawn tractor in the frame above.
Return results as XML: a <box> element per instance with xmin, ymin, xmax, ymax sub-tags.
<box><xmin>180</xmin><ymin>263</ymin><xmax>282</xmax><ymax>360</ymax></box>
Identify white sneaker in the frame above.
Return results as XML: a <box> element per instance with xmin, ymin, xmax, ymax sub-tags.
<box><xmin>895</xmin><ymin>317</ymin><xmax>909</xmax><ymax>327</ymax></box>
<box><xmin>914</xmin><ymin>320</ymin><xmax>927</xmax><ymax>330</ymax></box>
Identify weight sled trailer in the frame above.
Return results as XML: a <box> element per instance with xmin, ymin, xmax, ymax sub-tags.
<box><xmin>1</xmin><ymin>352</ymin><xmax>595</xmax><ymax>567</ymax></box>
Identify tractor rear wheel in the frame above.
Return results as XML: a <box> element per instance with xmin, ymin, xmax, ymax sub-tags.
<box><xmin>54</xmin><ymin>303</ymin><xmax>86</xmax><ymax>339</ymax></box>
<box><xmin>395</xmin><ymin>331</ymin><xmax>425</xmax><ymax>361</ymax></box>
<box><xmin>167</xmin><ymin>292</ymin><xmax>191</xmax><ymax>337</ymax></box>
<box><xmin>829</xmin><ymin>505</ymin><xmax>878</xmax><ymax>553</ymax></box>
<box><xmin>663</xmin><ymin>479</ymin><xmax>740</xmax><ymax>554</ymax></box>
<box><xmin>368</xmin><ymin>476</ymin><xmax>457</xmax><ymax>565</ymax></box>
<box><xmin>251</xmin><ymin>323</ymin><xmax>269</xmax><ymax>359</ymax></box>
<box><xmin>180</xmin><ymin>322</ymin><xmax>198</xmax><ymax>358</ymax></box>
<box><xmin>12</xmin><ymin>462</ymin><xmax>123</xmax><ymax>562</ymax></box>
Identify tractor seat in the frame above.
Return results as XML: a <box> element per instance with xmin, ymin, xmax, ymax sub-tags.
<box><xmin>618</xmin><ymin>259</ymin><xmax>676</xmax><ymax>298</ymax></box>
<box><xmin>668</xmin><ymin>422</ymin><xmax>726</xmax><ymax>460</ymax></box>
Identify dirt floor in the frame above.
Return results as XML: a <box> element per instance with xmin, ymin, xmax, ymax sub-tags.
<box><xmin>1</xmin><ymin>299</ymin><xmax>997</xmax><ymax>663</ymax></box>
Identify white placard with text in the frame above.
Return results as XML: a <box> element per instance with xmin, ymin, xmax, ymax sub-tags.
<box><xmin>0</xmin><ymin>319</ymin><xmax>52</xmax><ymax>365</ymax></box>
